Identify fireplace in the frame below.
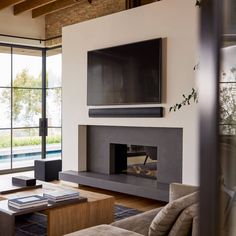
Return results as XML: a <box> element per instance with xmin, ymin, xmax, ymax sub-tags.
<box><xmin>60</xmin><ymin>125</ymin><xmax>183</xmax><ymax>201</ymax></box>
<box><xmin>111</xmin><ymin>144</ymin><xmax>157</xmax><ymax>179</ymax></box>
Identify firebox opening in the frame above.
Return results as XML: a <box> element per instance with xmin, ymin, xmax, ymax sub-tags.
<box><xmin>110</xmin><ymin>143</ymin><xmax>157</xmax><ymax>179</ymax></box>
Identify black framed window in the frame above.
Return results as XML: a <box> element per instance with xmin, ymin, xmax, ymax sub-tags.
<box><xmin>0</xmin><ymin>44</ymin><xmax>62</xmax><ymax>173</ymax></box>
<box><xmin>220</xmin><ymin>45</ymin><xmax>236</xmax><ymax>135</ymax></box>
<box><xmin>219</xmin><ymin>1</ymin><xmax>236</xmax><ymax>235</ymax></box>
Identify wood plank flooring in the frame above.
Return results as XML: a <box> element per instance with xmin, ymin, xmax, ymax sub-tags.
<box><xmin>76</xmin><ymin>185</ymin><xmax>166</xmax><ymax>211</ymax></box>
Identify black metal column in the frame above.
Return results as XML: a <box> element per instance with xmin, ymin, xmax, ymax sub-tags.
<box><xmin>10</xmin><ymin>47</ymin><xmax>13</xmax><ymax>170</ymax></box>
<box><xmin>199</xmin><ymin>0</ymin><xmax>222</xmax><ymax>235</ymax></box>
<box><xmin>41</xmin><ymin>49</ymin><xmax>47</xmax><ymax>159</ymax></box>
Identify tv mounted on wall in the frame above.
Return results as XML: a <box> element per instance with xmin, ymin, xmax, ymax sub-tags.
<box><xmin>87</xmin><ymin>38</ymin><xmax>162</xmax><ymax>106</ymax></box>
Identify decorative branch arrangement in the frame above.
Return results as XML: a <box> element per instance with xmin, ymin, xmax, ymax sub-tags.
<box><xmin>169</xmin><ymin>63</ymin><xmax>199</xmax><ymax>112</ymax></box>
<box><xmin>169</xmin><ymin>88</ymin><xmax>198</xmax><ymax>112</ymax></box>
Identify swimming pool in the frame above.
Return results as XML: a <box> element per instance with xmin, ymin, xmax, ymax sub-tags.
<box><xmin>0</xmin><ymin>149</ymin><xmax>62</xmax><ymax>162</ymax></box>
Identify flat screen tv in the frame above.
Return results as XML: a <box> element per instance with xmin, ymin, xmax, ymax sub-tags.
<box><xmin>87</xmin><ymin>38</ymin><xmax>162</xmax><ymax>106</ymax></box>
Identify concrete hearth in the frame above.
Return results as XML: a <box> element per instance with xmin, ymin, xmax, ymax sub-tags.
<box><xmin>60</xmin><ymin>125</ymin><xmax>183</xmax><ymax>201</ymax></box>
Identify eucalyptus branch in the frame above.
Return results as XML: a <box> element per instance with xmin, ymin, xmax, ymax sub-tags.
<box><xmin>169</xmin><ymin>88</ymin><xmax>198</xmax><ymax>112</ymax></box>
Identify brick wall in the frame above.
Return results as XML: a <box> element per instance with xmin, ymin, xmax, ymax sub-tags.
<box><xmin>45</xmin><ymin>0</ymin><xmax>126</xmax><ymax>44</ymax></box>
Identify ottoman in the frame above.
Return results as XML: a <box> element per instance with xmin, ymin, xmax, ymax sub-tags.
<box><xmin>34</xmin><ymin>159</ymin><xmax>62</xmax><ymax>182</ymax></box>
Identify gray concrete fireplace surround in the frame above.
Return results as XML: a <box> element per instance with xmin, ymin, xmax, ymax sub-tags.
<box><xmin>60</xmin><ymin>125</ymin><xmax>183</xmax><ymax>202</ymax></box>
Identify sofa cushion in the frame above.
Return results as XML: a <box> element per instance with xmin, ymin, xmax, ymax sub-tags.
<box><xmin>148</xmin><ymin>191</ymin><xmax>198</xmax><ymax>236</ymax></box>
<box><xmin>168</xmin><ymin>203</ymin><xmax>198</xmax><ymax>236</ymax></box>
<box><xmin>65</xmin><ymin>224</ymin><xmax>143</xmax><ymax>236</ymax></box>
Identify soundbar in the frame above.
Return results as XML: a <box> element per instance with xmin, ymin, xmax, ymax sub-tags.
<box><xmin>89</xmin><ymin>107</ymin><xmax>164</xmax><ymax>118</ymax></box>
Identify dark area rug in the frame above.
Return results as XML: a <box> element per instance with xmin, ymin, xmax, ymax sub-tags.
<box><xmin>15</xmin><ymin>204</ymin><xmax>142</xmax><ymax>236</ymax></box>
<box><xmin>15</xmin><ymin>213</ymin><xmax>47</xmax><ymax>236</ymax></box>
<box><xmin>114</xmin><ymin>204</ymin><xmax>142</xmax><ymax>221</ymax></box>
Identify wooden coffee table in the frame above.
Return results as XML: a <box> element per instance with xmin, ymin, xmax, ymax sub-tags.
<box><xmin>0</xmin><ymin>181</ymin><xmax>115</xmax><ymax>236</ymax></box>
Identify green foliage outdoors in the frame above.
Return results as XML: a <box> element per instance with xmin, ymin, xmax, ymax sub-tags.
<box><xmin>219</xmin><ymin>68</ymin><xmax>236</xmax><ymax>134</ymax></box>
<box><xmin>0</xmin><ymin>69</ymin><xmax>61</xmax><ymax>126</ymax></box>
<box><xmin>0</xmin><ymin>69</ymin><xmax>42</xmax><ymax>125</ymax></box>
<box><xmin>0</xmin><ymin>68</ymin><xmax>62</xmax><ymax>149</ymax></box>
<box><xmin>0</xmin><ymin>135</ymin><xmax>61</xmax><ymax>148</ymax></box>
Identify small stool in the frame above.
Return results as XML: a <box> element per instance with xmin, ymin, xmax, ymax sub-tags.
<box><xmin>34</xmin><ymin>159</ymin><xmax>62</xmax><ymax>182</ymax></box>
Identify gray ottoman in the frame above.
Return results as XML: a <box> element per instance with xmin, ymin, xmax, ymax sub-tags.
<box><xmin>34</xmin><ymin>159</ymin><xmax>62</xmax><ymax>182</ymax></box>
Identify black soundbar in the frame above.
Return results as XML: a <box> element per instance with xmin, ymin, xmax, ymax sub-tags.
<box><xmin>89</xmin><ymin>107</ymin><xmax>164</xmax><ymax>118</ymax></box>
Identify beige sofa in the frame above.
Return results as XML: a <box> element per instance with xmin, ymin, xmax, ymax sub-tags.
<box><xmin>65</xmin><ymin>183</ymin><xmax>198</xmax><ymax>236</ymax></box>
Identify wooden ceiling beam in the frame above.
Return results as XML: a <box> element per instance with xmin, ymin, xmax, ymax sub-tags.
<box><xmin>0</xmin><ymin>0</ymin><xmax>25</xmax><ymax>11</ymax></box>
<box><xmin>14</xmin><ymin>0</ymin><xmax>57</xmax><ymax>15</ymax></box>
<box><xmin>32</xmin><ymin>0</ymin><xmax>83</xmax><ymax>18</ymax></box>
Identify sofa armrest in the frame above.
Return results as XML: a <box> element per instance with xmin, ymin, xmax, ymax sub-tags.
<box><xmin>170</xmin><ymin>183</ymin><xmax>198</xmax><ymax>202</ymax></box>
<box><xmin>111</xmin><ymin>207</ymin><xmax>162</xmax><ymax>236</ymax></box>
<box><xmin>65</xmin><ymin>225</ymin><xmax>143</xmax><ymax>236</ymax></box>
<box><xmin>192</xmin><ymin>216</ymin><xmax>199</xmax><ymax>236</ymax></box>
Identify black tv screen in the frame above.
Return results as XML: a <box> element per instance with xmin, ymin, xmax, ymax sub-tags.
<box><xmin>87</xmin><ymin>38</ymin><xmax>162</xmax><ymax>105</ymax></box>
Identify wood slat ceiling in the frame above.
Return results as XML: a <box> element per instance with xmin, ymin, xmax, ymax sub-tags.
<box><xmin>32</xmin><ymin>0</ymin><xmax>82</xmax><ymax>18</ymax></box>
<box><xmin>0</xmin><ymin>0</ymin><xmax>25</xmax><ymax>10</ymax></box>
<box><xmin>14</xmin><ymin>0</ymin><xmax>57</xmax><ymax>15</ymax></box>
<box><xmin>0</xmin><ymin>0</ymin><xmax>92</xmax><ymax>18</ymax></box>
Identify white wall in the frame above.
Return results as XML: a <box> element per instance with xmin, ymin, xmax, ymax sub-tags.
<box><xmin>62</xmin><ymin>0</ymin><xmax>199</xmax><ymax>185</ymax></box>
<box><xmin>0</xmin><ymin>7</ymin><xmax>45</xmax><ymax>46</ymax></box>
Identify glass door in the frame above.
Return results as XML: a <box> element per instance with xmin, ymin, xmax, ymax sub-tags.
<box><xmin>12</xmin><ymin>47</ymin><xmax>43</xmax><ymax>169</ymax></box>
<box><xmin>0</xmin><ymin>44</ymin><xmax>62</xmax><ymax>173</ymax></box>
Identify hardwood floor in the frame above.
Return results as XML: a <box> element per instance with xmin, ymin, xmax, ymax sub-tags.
<box><xmin>76</xmin><ymin>185</ymin><xmax>166</xmax><ymax>212</ymax></box>
<box><xmin>0</xmin><ymin>171</ymin><xmax>166</xmax><ymax>212</ymax></box>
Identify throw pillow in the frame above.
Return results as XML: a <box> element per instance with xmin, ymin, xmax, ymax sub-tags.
<box><xmin>168</xmin><ymin>203</ymin><xmax>198</xmax><ymax>236</ymax></box>
<box><xmin>148</xmin><ymin>191</ymin><xmax>198</xmax><ymax>236</ymax></box>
